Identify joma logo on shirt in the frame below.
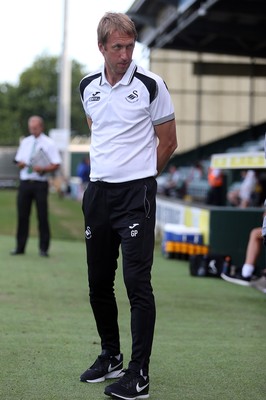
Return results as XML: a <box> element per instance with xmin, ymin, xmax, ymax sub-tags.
<box><xmin>89</xmin><ymin>92</ymin><xmax>100</xmax><ymax>102</ymax></box>
<box><xmin>126</xmin><ymin>90</ymin><xmax>139</xmax><ymax>103</ymax></box>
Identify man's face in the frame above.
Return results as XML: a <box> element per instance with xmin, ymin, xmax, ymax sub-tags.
<box><xmin>99</xmin><ymin>30</ymin><xmax>135</xmax><ymax>78</ymax></box>
<box><xmin>28</xmin><ymin>119</ymin><xmax>42</xmax><ymax>138</ymax></box>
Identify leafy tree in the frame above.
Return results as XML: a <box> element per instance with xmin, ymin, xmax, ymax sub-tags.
<box><xmin>0</xmin><ymin>83</ymin><xmax>20</xmax><ymax>145</ymax></box>
<box><xmin>0</xmin><ymin>55</ymin><xmax>90</xmax><ymax>145</ymax></box>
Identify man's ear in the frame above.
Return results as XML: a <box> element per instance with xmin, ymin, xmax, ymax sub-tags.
<box><xmin>98</xmin><ymin>43</ymin><xmax>104</xmax><ymax>55</ymax></box>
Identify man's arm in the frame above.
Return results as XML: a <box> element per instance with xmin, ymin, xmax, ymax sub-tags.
<box><xmin>155</xmin><ymin>119</ymin><xmax>177</xmax><ymax>176</ymax></box>
<box><xmin>262</xmin><ymin>207</ymin><xmax>266</xmax><ymax>246</ymax></box>
<box><xmin>87</xmin><ymin>117</ymin><xmax>92</xmax><ymax>130</ymax></box>
<box><xmin>33</xmin><ymin>163</ymin><xmax>60</xmax><ymax>174</ymax></box>
<box><xmin>15</xmin><ymin>161</ymin><xmax>27</xmax><ymax>170</ymax></box>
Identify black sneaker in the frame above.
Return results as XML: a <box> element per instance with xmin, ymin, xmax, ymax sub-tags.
<box><xmin>80</xmin><ymin>353</ymin><xmax>124</xmax><ymax>383</ymax></box>
<box><xmin>104</xmin><ymin>368</ymin><xmax>149</xmax><ymax>399</ymax></box>
<box><xmin>220</xmin><ymin>272</ymin><xmax>251</xmax><ymax>286</ymax></box>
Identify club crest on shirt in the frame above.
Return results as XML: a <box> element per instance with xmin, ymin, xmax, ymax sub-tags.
<box><xmin>126</xmin><ymin>90</ymin><xmax>139</xmax><ymax>103</ymax></box>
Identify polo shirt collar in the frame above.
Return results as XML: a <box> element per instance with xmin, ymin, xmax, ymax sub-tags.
<box><xmin>100</xmin><ymin>61</ymin><xmax>137</xmax><ymax>86</ymax></box>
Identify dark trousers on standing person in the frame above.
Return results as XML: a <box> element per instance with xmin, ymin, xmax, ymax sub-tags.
<box><xmin>82</xmin><ymin>177</ymin><xmax>157</xmax><ymax>376</ymax></box>
<box><xmin>16</xmin><ymin>180</ymin><xmax>50</xmax><ymax>253</ymax></box>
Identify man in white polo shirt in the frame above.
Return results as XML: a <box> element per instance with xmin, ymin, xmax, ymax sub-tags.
<box><xmin>79</xmin><ymin>12</ymin><xmax>177</xmax><ymax>399</ymax></box>
<box><xmin>11</xmin><ymin>115</ymin><xmax>61</xmax><ymax>257</ymax></box>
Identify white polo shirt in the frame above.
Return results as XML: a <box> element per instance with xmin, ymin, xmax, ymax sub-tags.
<box><xmin>15</xmin><ymin>133</ymin><xmax>61</xmax><ymax>181</ymax></box>
<box><xmin>80</xmin><ymin>61</ymin><xmax>175</xmax><ymax>183</ymax></box>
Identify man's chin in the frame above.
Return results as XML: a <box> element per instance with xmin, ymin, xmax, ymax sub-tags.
<box><xmin>117</xmin><ymin>64</ymin><xmax>129</xmax><ymax>72</ymax></box>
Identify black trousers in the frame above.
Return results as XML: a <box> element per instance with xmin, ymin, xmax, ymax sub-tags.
<box><xmin>82</xmin><ymin>177</ymin><xmax>157</xmax><ymax>376</ymax></box>
<box><xmin>16</xmin><ymin>180</ymin><xmax>50</xmax><ymax>252</ymax></box>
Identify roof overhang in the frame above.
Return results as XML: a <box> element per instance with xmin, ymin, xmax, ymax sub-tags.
<box><xmin>127</xmin><ymin>0</ymin><xmax>266</xmax><ymax>58</ymax></box>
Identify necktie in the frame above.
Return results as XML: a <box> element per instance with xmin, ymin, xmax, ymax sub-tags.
<box><xmin>28</xmin><ymin>139</ymin><xmax>37</xmax><ymax>173</ymax></box>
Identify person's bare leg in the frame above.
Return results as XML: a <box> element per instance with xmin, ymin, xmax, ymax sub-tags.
<box><xmin>242</xmin><ymin>227</ymin><xmax>262</xmax><ymax>277</ymax></box>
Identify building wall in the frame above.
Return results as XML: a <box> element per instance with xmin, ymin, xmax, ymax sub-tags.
<box><xmin>0</xmin><ymin>147</ymin><xmax>19</xmax><ymax>179</ymax></box>
<box><xmin>149</xmin><ymin>49</ymin><xmax>266</xmax><ymax>154</ymax></box>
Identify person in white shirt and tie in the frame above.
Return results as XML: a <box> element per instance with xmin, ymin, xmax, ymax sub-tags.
<box><xmin>11</xmin><ymin>115</ymin><xmax>61</xmax><ymax>257</ymax></box>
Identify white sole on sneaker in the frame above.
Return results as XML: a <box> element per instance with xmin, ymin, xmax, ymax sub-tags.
<box><xmin>220</xmin><ymin>273</ymin><xmax>250</xmax><ymax>286</ymax></box>
<box><xmin>108</xmin><ymin>392</ymin><xmax>149</xmax><ymax>400</ymax></box>
<box><xmin>86</xmin><ymin>369</ymin><xmax>124</xmax><ymax>383</ymax></box>
<box><xmin>105</xmin><ymin>369</ymin><xmax>125</xmax><ymax>380</ymax></box>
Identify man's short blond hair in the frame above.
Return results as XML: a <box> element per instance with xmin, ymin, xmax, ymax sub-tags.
<box><xmin>97</xmin><ymin>12</ymin><xmax>137</xmax><ymax>45</ymax></box>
